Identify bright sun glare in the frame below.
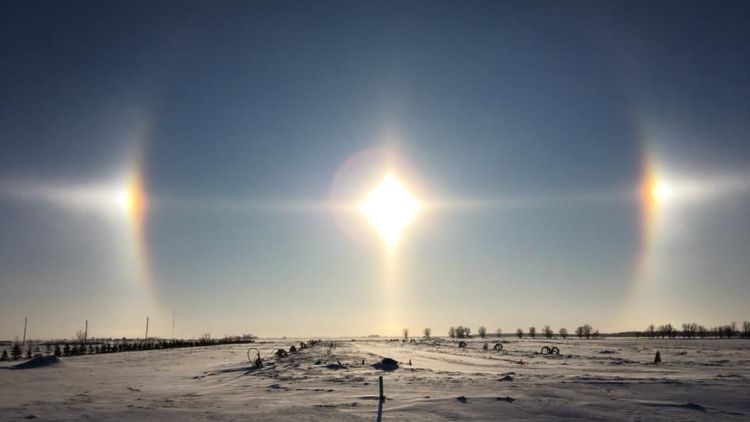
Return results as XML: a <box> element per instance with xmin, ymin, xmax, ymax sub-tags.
<box><xmin>359</xmin><ymin>175</ymin><xmax>421</xmax><ymax>248</ymax></box>
<box><xmin>116</xmin><ymin>189</ymin><xmax>132</xmax><ymax>211</ymax></box>
<box><xmin>115</xmin><ymin>174</ymin><xmax>146</xmax><ymax>218</ymax></box>
<box><xmin>649</xmin><ymin>180</ymin><xmax>674</xmax><ymax>204</ymax></box>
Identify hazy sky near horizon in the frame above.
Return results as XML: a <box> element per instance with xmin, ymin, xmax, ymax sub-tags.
<box><xmin>2</xmin><ymin>0</ymin><xmax>749</xmax><ymax>339</ymax></box>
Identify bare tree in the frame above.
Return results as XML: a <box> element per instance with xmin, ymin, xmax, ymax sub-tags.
<box><xmin>528</xmin><ymin>326</ymin><xmax>536</xmax><ymax>339</ymax></box>
<box><xmin>575</xmin><ymin>324</ymin><xmax>593</xmax><ymax>339</ymax></box>
<box><xmin>496</xmin><ymin>328</ymin><xmax>502</xmax><ymax>338</ymax></box>
<box><xmin>403</xmin><ymin>328</ymin><xmax>409</xmax><ymax>341</ymax></box>
<box><xmin>478</xmin><ymin>326</ymin><xmax>487</xmax><ymax>339</ymax></box>
<box><xmin>742</xmin><ymin>321</ymin><xmax>750</xmax><ymax>339</ymax></box>
<box><xmin>423</xmin><ymin>328</ymin><xmax>431</xmax><ymax>339</ymax></box>
<box><xmin>725</xmin><ymin>324</ymin><xmax>735</xmax><ymax>338</ymax></box>
<box><xmin>681</xmin><ymin>323</ymin><xmax>698</xmax><ymax>339</ymax></box>
<box><xmin>662</xmin><ymin>323</ymin><xmax>677</xmax><ymax>338</ymax></box>
<box><xmin>543</xmin><ymin>325</ymin><xmax>553</xmax><ymax>339</ymax></box>
<box><xmin>691</xmin><ymin>323</ymin><xmax>699</xmax><ymax>338</ymax></box>
<box><xmin>456</xmin><ymin>326</ymin><xmax>465</xmax><ymax>339</ymax></box>
<box><xmin>717</xmin><ymin>324</ymin><xmax>732</xmax><ymax>338</ymax></box>
<box><xmin>646</xmin><ymin>324</ymin><xmax>655</xmax><ymax>338</ymax></box>
<box><xmin>697</xmin><ymin>325</ymin><xmax>707</xmax><ymax>338</ymax></box>
<box><xmin>516</xmin><ymin>328</ymin><xmax>523</xmax><ymax>339</ymax></box>
<box><xmin>448</xmin><ymin>327</ymin><xmax>456</xmax><ymax>338</ymax></box>
<box><xmin>75</xmin><ymin>330</ymin><xmax>86</xmax><ymax>343</ymax></box>
<box><xmin>559</xmin><ymin>328</ymin><xmax>568</xmax><ymax>339</ymax></box>
<box><xmin>582</xmin><ymin>324</ymin><xmax>593</xmax><ymax>339</ymax></box>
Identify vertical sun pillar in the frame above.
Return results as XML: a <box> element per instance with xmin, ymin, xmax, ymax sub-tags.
<box><xmin>359</xmin><ymin>175</ymin><xmax>422</xmax><ymax>335</ymax></box>
<box><xmin>618</xmin><ymin>154</ymin><xmax>675</xmax><ymax>329</ymax></box>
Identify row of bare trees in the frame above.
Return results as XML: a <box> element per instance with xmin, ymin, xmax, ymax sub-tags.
<box><xmin>439</xmin><ymin>325</ymin><xmax>597</xmax><ymax>340</ymax></box>
<box><xmin>514</xmin><ymin>325</ymin><xmax>597</xmax><ymax>339</ymax></box>
<box><xmin>445</xmin><ymin>326</ymin><xmax>500</xmax><ymax>339</ymax></box>
<box><xmin>448</xmin><ymin>326</ymin><xmax>472</xmax><ymax>338</ymax></box>
<box><xmin>642</xmin><ymin>321</ymin><xmax>750</xmax><ymax>339</ymax></box>
<box><xmin>442</xmin><ymin>320</ymin><xmax>750</xmax><ymax>340</ymax></box>
<box><xmin>0</xmin><ymin>334</ymin><xmax>257</xmax><ymax>362</ymax></box>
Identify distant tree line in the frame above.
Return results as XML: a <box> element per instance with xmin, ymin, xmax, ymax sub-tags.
<box><xmin>447</xmin><ymin>325</ymin><xmax>503</xmax><ymax>339</ymax></box>
<box><xmin>443</xmin><ymin>325</ymin><xmax>598</xmax><ymax>340</ymax></box>
<box><xmin>426</xmin><ymin>321</ymin><xmax>749</xmax><ymax>341</ymax></box>
<box><xmin>642</xmin><ymin>321</ymin><xmax>750</xmax><ymax>339</ymax></box>
<box><xmin>448</xmin><ymin>326</ymin><xmax>472</xmax><ymax>338</ymax></box>
<box><xmin>513</xmin><ymin>325</ymin><xmax>597</xmax><ymax>339</ymax></box>
<box><xmin>0</xmin><ymin>334</ymin><xmax>256</xmax><ymax>361</ymax></box>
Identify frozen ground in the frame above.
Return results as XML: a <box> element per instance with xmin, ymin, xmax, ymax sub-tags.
<box><xmin>1</xmin><ymin>337</ymin><xmax>749</xmax><ymax>421</ymax></box>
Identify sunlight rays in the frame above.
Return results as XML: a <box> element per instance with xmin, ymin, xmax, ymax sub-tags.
<box><xmin>0</xmin><ymin>119</ymin><xmax>158</xmax><ymax>313</ymax></box>
<box><xmin>120</xmin><ymin>164</ymin><xmax>152</xmax><ymax>291</ymax></box>
<box><xmin>5</xmin><ymin>142</ymin><xmax>749</xmax><ymax>338</ymax></box>
<box><xmin>359</xmin><ymin>175</ymin><xmax>422</xmax><ymax>249</ymax></box>
<box><xmin>634</xmin><ymin>147</ymin><xmax>750</xmax><ymax>291</ymax></box>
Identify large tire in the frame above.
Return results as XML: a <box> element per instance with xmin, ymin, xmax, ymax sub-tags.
<box><xmin>541</xmin><ymin>346</ymin><xmax>551</xmax><ymax>355</ymax></box>
<box><xmin>275</xmin><ymin>349</ymin><xmax>288</xmax><ymax>358</ymax></box>
<box><xmin>247</xmin><ymin>348</ymin><xmax>262</xmax><ymax>368</ymax></box>
<box><xmin>493</xmin><ymin>343</ymin><xmax>504</xmax><ymax>351</ymax></box>
<box><xmin>551</xmin><ymin>346</ymin><xmax>560</xmax><ymax>355</ymax></box>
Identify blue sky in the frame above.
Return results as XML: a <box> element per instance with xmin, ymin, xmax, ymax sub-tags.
<box><xmin>1</xmin><ymin>1</ymin><xmax>749</xmax><ymax>339</ymax></box>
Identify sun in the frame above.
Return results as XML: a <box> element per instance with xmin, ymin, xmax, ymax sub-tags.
<box><xmin>644</xmin><ymin>172</ymin><xmax>675</xmax><ymax>209</ymax></box>
<box><xmin>116</xmin><ymin>173</ymin><xmax>146</xmax><ymax>219</ymax></box>
<box><xmin>649</xmin><ymin>180</ymin><xmax>674</xmax><ymax>204</ymax></box>
<box><xmin>359</xmin><ymin>175</ymin><xmax>422</xmax><ymax>248</ymax></box>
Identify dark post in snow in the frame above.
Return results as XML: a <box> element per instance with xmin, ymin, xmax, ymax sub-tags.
<box><xmin>654</xmin><ymin>351</ymin><xmax>661</xmax><ymax>363</ymax></box>
<box><xmin>22</xmin><ymin>317</ymin><xmax>27</xmax><ymax>346</ymax></box>
<box><xmin>378</xmin><ymin>376</ymin><xmax>384</xmax><ymax>401</ymax></box>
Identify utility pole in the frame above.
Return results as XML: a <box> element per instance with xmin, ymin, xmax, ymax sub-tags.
<box><xmin>22</xmin><ymin>317</ymin><xmax>28</xmax><ymax>346</ymax></box>
<box><xmin>145</xmin><ymin>316</ymin><xmax>149</xmax><ymax>342</ymax></box>
<box><xmin>84</xmin><ymin>320</ymin><xmax>88</xmax><ymax>344</ymax></box>
<box><xmin>172</xmin><ymin>310</ymin><xmax>175</xmax><ymax>340</ymax></box>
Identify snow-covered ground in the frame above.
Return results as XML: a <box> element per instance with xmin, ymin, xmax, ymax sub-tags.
<box><xmin>1</xmin><ymin>337</ymin><xmax>749</xmax><ymax>420</ymax></box>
